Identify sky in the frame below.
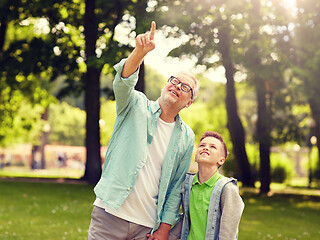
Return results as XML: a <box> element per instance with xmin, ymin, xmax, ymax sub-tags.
<box><xmin>144</xmin><ymin>31</ymin><xmax>227</xmax><ymax>83</ymax></box>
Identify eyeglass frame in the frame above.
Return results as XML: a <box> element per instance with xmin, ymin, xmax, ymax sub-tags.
<box><xmin>167</xmin><ymin>76</ymin><xmax>194</xmax><ymax>100</ymax></box>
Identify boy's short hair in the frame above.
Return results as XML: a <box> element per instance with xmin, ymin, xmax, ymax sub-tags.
<box><xmin>200</xmin><ymin>131</ymin><xmax>228</xmax><ymax>159</ymax></box>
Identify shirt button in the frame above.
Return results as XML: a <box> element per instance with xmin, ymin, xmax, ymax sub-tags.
<box><xmin>127</xmin><ymin>187</ymin><xmax>130</xmax><ymax>191</ymax></box>
<box><xmin>134</xmin><ymin>171</ymin><xmax>137</xmax><ymax>175</ymax></box>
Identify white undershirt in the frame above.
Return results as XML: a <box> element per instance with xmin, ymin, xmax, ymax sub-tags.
<box><xmin>94</xmin><ymin>117</ymin><xmax>175</xmax><ymax>228</ymax></box>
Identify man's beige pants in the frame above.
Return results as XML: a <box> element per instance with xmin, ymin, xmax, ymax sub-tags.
<box><xmin>88</xmin><ymin>206</ymin><xmax>152</xmax><ymax>240</ymax></box>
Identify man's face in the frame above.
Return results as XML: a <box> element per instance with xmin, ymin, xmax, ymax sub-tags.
<box><xmin>195</xmin><ymin>137</ymin><xmax>225</xmax><ymax>168</ymax></box>
<box><xmin>160</xmin><ymin>73</ymin><xmax>195</xmax><ymax>110</ymax></box>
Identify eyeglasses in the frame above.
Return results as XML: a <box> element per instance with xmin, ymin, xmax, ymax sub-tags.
<box><xmin>168</xmin><ymin>76</ymin><xmax>194</xmax><ymax>99</ymax></box>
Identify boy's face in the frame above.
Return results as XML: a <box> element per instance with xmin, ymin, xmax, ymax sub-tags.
<box><xmin>195</xmin><ymin>136</ymin><xmax>226</xmax><ymax>168</ymax></box>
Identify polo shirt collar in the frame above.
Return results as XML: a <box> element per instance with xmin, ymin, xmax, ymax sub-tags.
<box><xmin>192</xmin><ymin>171</ymin><xmax>222</xmax><ymax>187</ymax></box>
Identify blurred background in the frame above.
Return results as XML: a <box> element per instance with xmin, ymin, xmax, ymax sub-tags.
<box><xmin>0</xmin><ymin>0</ymin><xmax>320</xmax><ymax>195</ymax></box>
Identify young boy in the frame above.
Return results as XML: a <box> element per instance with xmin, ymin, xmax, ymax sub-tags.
<box><xmin>178</xmin><ymin>131</ymin><xmax>245</xmax><ymax>240</ymax></box>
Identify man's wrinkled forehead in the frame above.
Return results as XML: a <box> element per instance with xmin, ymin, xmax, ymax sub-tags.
<box><xmin>175</xmin><ymin>73</ymin><xmax>195</xmax><ymax>88</ymax></box>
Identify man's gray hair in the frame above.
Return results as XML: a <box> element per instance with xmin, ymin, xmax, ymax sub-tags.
<box><xmin>177</xmin><ymin>72</ymin><xmax>199</xmax><ymax>100</ymax></box>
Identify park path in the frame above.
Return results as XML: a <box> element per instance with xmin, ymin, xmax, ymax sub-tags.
<box><xmin>1</xmin><ymin>176</ymin><xmax>320</xmax><ymax>198</ymax></box>
<box><xmin>0</xmin><ymin>176</ymin><xmax>87</xmax><ymax>184</ymax></box>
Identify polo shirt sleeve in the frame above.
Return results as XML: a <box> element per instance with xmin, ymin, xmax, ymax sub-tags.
<box><xmin>113</xmin><ymin>58</ymin><xmax>140</xmax><ymax>115</ymax></box>
<box><xmin>219</xmin><ymin>183</ymin><xmax>245</xmax><ymax>240</ymax></box>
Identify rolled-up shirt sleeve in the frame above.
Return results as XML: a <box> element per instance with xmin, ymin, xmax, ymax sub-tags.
<box><xmin>113</xmin><ymin>58</ymin><xmax>140</xmax><ymax>115</ymax></box>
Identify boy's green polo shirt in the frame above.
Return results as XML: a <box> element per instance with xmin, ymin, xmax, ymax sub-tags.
<box><xmin>187</xmin><ymin>171</ymin><xmax>222</xmax><ymax>240</ymax></box>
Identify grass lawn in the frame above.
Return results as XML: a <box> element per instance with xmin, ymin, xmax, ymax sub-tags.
<box><xmin>239</xmin><ymin>191</ymin><xmax>320</xmax><ymax>239</ymax></box>
<box><xmin>0</xmin><ymin>180</ymin><xmax>95</xmax><ymax>240</ymax></box>
<box><xmin>1</xmin><ymin>180</ymin><xmax>320</xmax><ymax>240</ymax></box>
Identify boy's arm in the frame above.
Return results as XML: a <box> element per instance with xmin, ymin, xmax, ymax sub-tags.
<box><xmin>219</xmin><ymin>184</ymin><xmax>245</xmax><ymax>240</ymax></box>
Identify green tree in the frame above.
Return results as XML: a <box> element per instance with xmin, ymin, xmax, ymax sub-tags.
<box><xmin>154</xmin><ymin>0</ymin><xmax>254</xmax><ymax>186</ymax></box>
<box><xmin>241</xmin><ymin>0</ymin><xmax>308</xmax><ymax>193</ymax></box>
<box><xmin>0</xmin><ymin>0</ymin><xmax>84</xmax><ymax>169</ymax></box>
<box><xmin>48</xmin><ymin>102</ymin><xmax>86</xmax><ymax>146</ymax></box>
<box><xmin>144</xmin><ymin>66</ymin><xmax>167</xmax><ymax>101</ymax></box>
<box><xmin>291</xmin><ymin>0</ymin><xmax>320</xmax><ymax>173</ymax></box>
<box><xmin>0</xmin><ymin>0</ymin><xmax>155</xmax><ymax>183</ymax></box>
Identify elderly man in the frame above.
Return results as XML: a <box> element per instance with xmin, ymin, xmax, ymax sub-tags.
<box><xmin>88</xmin><ymin>21</ymin><xmax>199</xmax><ymax>240</ymax></box>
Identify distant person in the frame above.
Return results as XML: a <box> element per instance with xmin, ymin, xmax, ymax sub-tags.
<box><xmin>177</xmin><ymin>131</ymin><xmax>244</xmax><ymax>240</ymax></box>
<box><xmin>88</xmin><ymin>21</ymin><xmax>199</xmax><ymax>240</ymax></box>
<box><xmin>57</xmin><ymin>152</ymin><xmax>67</xmax><ymax>167</ymax></box>
<box><xmin>0</xmin><ymin>153</ymin><xmax>4</xmax><ymax>168</ymax></box>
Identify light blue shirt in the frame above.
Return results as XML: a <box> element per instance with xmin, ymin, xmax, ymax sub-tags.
<box><xmin>94</xmin><ymin>59</ymin><xmax>195</xmax><ymax>231</ymax></box>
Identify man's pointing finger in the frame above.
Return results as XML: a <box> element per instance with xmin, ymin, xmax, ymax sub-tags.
<box><xmin>150</xmin><ymin>21</ymin><xmax>156</xmax><ymax>40</ymax></box>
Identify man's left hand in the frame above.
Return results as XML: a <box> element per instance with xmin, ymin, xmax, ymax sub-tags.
<box><xmin>146</xmin><ymin>223</ymin><xmax>171</xmax><ymax>240</ymax></box>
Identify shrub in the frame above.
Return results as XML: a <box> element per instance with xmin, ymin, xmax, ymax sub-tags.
<box><xmin>272</xmin><ymin>165</ymin><xmax>287</xmax><ymax>183</ymax></box>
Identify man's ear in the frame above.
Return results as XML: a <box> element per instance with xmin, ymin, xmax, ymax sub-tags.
<box><xmin>184</xmin><ymin>100</ymin><xmax>193</xmax><ymax>109</ymax></box>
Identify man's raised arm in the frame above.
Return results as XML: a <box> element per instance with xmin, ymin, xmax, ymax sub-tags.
<box><xmin>121</xmin><ymin>21</ymin><xmax>156</xmax><ymax>78</ymax></box>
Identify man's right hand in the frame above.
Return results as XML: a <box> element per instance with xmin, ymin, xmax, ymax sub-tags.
<box><xmin>121</xmin><ymin>21</ymin><xmax>156</xmax><ymax>78</ymax></box>
<box><xmin>135</xmin><ymin>21</ymin><xmax>156</xmax><ymax>55</ymax></box>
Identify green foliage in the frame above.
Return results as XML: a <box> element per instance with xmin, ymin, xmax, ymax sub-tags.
<box><xmin>1</xmin><ymin>0</ymin><xmax>320</xmax><ymax>182</ymax></box>
<box><xmin>100</xmin><ymin>99</ymin><xmax>116</xmax><ymax>146</ymax></box>
<box><xmin>145</xmin><ymin>66</ymin><xmax>167</xmax><ymax>101</ymax></box>
<box><xmin>292</xmin><ymin>0</ymin><xmax>320</xmax><ymax>106</ymax></box>
<box><xmin>272</xmin><ymin>165</ymin><xmax>287</xmax><ymax>183</ymax></box>
<box><xmin>0</xmin><ymin>97</ymin><xmax>44</xmax><ymax>147</ymax></box>
<box><xmin>48</xmin><ymin>102</ymin><xmax>86</xmax><ymax>146</ymax></box>
<box><xmin>0</xmin><ymin>1</ymin><xmax>83</xmax><ymax>147</ymax></box>
<box><xmin>180</xmin><ymin>92</ymin><xmax>228</xmax><ymax>144</ymax></box>
<box><xmin>245</xmin><ymin>142</ymin><xmax>306</xmax><ymax>183</ymax></box>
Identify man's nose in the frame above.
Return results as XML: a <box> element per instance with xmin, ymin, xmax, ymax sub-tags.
<box><xmin>174</xmin><ymin>83</ymin><xmax>181</xmax><ymax>90</ymax></box>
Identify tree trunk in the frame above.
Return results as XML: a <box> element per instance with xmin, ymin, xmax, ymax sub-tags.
<box><xmin>136</xmin><ymin>61</ymin><xmax>145</xmax><ymax>93</ymax></box>
<box><xmin>134</xmin><ymin>2</ymin><xmax>148</xmax><ymax>94</ymax></box>
<box><xmin>315</xmin><ymin>119</ymin><xmax>320</xmax><ymax>173</ymax></box>
<box><xmin>83</xmin><ymin>0</ymin><xmax>102</xmax><ymax>185</ymax></box>
<box><xmin>0</xmin><ymin>18</ymin><xmax>8</xmax><ymax>52</ymax></box>
<box><xmin>249</xmin><ymin>0</ymin><xmax>272</xmax><ymax>194</ymax></box>
<box><xmin>219</xmin><ymin>24</ymin><xmax>254</xmax><ymax>187</ymax></box>
<box><xmin>256</xmin><ymin>82</ymin><xmax>271</xmax><ymax>193</ymax></box>
<box><xmin>225</xmin><ymin>70</ymin><xmax>254</xmax><ymax>187</ymax></box>
<box><xmin>40</xmin><ymin>107</ymin><xmax>49</xmax><ymax>169</ymax></box>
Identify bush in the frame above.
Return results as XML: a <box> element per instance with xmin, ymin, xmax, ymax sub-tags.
<box><xmin>314</xmin><ymin>168</ymin><xmax>320</xmax><ymax>180</ymax></box>
<box><xmin>272</xmin><ymin>165</ymin><xmax>287</xmax><ymax>183</ymax></box>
